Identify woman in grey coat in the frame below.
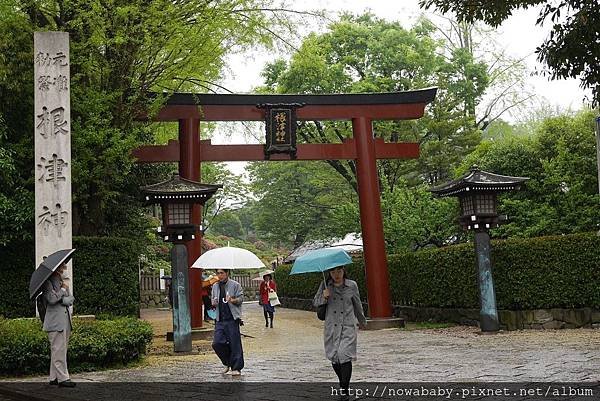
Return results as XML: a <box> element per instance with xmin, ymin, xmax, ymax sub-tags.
<box><xmin>313</xmin><ymin>266</ymin><xmax>367</xmax><ymax>398</ymax></box>
<box><xmin>41</xmin><ymin>263</ymin><xmax>76</xmax><ymax>387</ymax></box>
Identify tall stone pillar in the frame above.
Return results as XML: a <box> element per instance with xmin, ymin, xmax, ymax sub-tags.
<box><xmin>34</xmin><ymin>32</ymin><xmax>72</xmax><ymax>288</ymax></box>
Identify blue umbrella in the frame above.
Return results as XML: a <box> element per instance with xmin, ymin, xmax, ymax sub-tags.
<box><xmin>290</xmin><ymin>248</ymin><xmax>352</xmax><ymax>276</ymax></box>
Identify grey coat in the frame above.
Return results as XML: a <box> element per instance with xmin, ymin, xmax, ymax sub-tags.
<box><xmin>42</xmin><ymin>275</ymin><xmax>74</xmax><ymax>332</ymax></box>
<box><xmin>211</xmin><ymin>278</ymin><xmax>244</xmax><ymax>321</ymax></box>
<box><xmin>313</xmin><ymin>279</ymin><xmax>367</xmax><ymax>364</ymax></box>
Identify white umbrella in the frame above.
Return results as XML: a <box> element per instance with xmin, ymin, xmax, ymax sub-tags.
<box><xmin>191</xmin><ymin>246</ymin><xmax>265</xmax><ymax>270</ymax></box>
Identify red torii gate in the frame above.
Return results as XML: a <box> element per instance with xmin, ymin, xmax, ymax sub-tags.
<box><xmin>134</xmin><ymin>88</ymin><xmax>437</xmax><ymax>328</ymax></box>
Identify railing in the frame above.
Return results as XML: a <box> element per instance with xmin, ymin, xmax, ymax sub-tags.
<box><xmin>140</xmin><ymin>274</ymin><xmax>162</xmax><ymax>292</ymax></box>
<box><xmin>233</xmin><ymin>274</ymin><xmax>257</xmax><ymax>290</ymax></box>
<box><xmin>139</xmin><ymin>273</ymin><xmax>258</xmax><ymax>292</ymax></box>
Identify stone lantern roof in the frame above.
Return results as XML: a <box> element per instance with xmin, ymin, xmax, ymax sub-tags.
<box><xmin>141</xmin><ymin>172</ymin><xmax>222</xmax><ymax>203</ymax></box>
<box><xmin>430</xmin><ymin>166</ymin><xmax>529</xmax><ymax>197</ymax></box>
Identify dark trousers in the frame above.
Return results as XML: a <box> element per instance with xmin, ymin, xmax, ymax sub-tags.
<box><xmin>263</xmin><ymin>309</ymin><xmax>274</xmax><ymax>327</ymax></box>
<box><xmin>332</xmin><ymin>361</ymin><xmax>352</xmax><ymax>394</ymax></box>
<box><xmin>202</xmin><ymin>295</ymin><xmax>213</xmax><ymax>319</ymax></box>
<box><xmin>212</xmin><ymin>320</ymin><xmax>244</xmax><ymax>371</ymax></box>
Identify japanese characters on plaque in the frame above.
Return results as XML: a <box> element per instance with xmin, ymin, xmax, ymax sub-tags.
<box><xmin>261</xmin><ymin>103</ymin><xmax>301</xmax><ymax>159</ymax></box>
<box><xmin>34</xmin><ymin>32</ymin><xmax>72</xmax><ymax>276</ymax></box>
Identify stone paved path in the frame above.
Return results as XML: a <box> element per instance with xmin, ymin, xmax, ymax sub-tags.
<box><xmin>1</xmin><ymin>304</ymin><xmax>598</xmax><ymax>400</ymax></box>
<box><xmin>11</xmin><ymin>303</ymin><xmax>600</xmax><ymax>383</ymax></box>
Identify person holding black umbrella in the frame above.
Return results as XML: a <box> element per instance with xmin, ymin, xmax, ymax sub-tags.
<box><xmin>41</xmin><ymin>262</ymin><xmax>76</xmax><ymax>388</ymax></box>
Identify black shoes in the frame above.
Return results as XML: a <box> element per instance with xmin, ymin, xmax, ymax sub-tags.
<box><xmin>49</xmin><ymin>378</ymin><xmax>76</xmax><ymax>387</ymax></box>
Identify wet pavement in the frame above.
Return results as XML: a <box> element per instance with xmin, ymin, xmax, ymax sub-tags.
<box><xmin>1</xmin><ymin>303</ymin><xmax>599</xmax><ymax>400</ymax></box>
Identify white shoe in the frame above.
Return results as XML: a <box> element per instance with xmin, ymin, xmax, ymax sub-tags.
<box><xmin>230</xmin><ymin>370</ymin><xmax>241</xmax><ymax>376</ymax></box>
<box><xmin>221</xmin><ymin>366</ymin><xmax>230</xmax><ymax>374</ymax></box>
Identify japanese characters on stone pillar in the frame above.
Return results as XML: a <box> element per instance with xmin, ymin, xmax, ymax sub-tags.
<box><xmin>34</xmin><ymin>32</ymin><xmax>72</xmax><ymax>288</ymax></box>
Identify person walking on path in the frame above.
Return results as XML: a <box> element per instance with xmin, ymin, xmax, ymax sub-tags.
<box><xmin>211</xmin><ymin>269</ymin><xmax>244</xmax><ymax>376</ymax></box>
<box><xmin>313</xmin><ymin>266</ymin><xmax>366</xmax><ymax>400</ymax></box>
<box><xmin>41</xmin><ymin>263</ymin><xmax>76</xmax><ymax>388</ymax></box>
<box><xmin>259</xmin><ymin>273</ymin><xmax>277</xmax><ymax>328</ymax></box>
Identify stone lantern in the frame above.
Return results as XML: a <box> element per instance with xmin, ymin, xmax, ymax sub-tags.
<box><xmin>141</xmin><ymin>173</ymin><xmax>221</xmax><ymax>351</ymax></box>
<box><xmin>430</xmin><ymin>166</ymin><xmax>528</xmax><ymax>332</ymax></box>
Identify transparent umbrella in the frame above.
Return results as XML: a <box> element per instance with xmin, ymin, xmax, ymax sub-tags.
<box><xmin>191</xmin><ymin>246</ymin><xmax>265</xmax><ymax>270</ymax></box>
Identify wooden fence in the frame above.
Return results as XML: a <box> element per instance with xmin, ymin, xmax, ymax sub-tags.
<box><xmin>140</xmin><ymin>273</ymin><xmax>258</xmax><ymax>292</ymax></box>
<box><xmin>140</xmin><ymin>274</ymin><xmax>162</xmax><ymax>292</ymax></box>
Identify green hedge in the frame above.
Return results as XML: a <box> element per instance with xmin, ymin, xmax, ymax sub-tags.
<box><xmin>275</xmin><ymin>232</ymin><xmax>600</xmax><ymax>310</ymax></box>
<box><xmin>0</xmin><ymin>240</ymin><xmax>35</xmax><ymax>317</ymax></box>
<box><xmin>0</xmin><ymin>317</ymin><xmax>153</xmax><ymax>375</ymax></box>
<box><xmin>73</xmin><ymin>236</ymin><xmax>142</xmax><ymax>316</ymax></box>
<box><xmin>0</xmin><ymin>236</ymin><xmax>142</xmax><ymax>318</ymax></box>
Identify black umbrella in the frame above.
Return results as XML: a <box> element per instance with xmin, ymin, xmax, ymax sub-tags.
<box><xmin>29</xmin><ymin>249</ymin><xmax>76</xmax><ymax>299</ymax></box>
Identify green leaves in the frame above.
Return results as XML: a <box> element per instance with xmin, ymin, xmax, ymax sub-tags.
<box><xmin>1</xmin><ymin>0</ymin><xmax>305</xmax><ymax>240</ymax></box>
<box><xmin>276</xmin><ymin>232</ymin><xmax>600</xmax><ymax>310</ymax></box>
<box><xmin>247</xmin><ymin>160</ymin><xmax>358</xmax><ymax>247</ymax></box>
<box><xmin>420</xmin><ymin>0</ymin><xmax>599</xmax><ymax>105</ymax></box>
<box><xmin>460</xmin><ymin>109</ymin><xmax>600</xmax><ymax>238</ymax></box>
<box><xmin>260</xmin><ymin>13</ymin><xmax>488</xmax><ymax>190</ymax></box>
<box><xmin>0</xmin><ymin>317</ymin><xmax>153</xmax><ymax>375</ymax></box>
<box><xmin>381</xmin><ymin>181</ymin><xmax>461</xmax><ymax>252</ymax></box>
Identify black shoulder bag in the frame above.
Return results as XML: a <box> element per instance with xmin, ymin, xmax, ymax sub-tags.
<box><xmin>36</xmin><ymin>293</ymin><xmax>47</xmax><ymax>323</ymax></box>
<box><xmin>316</xmin><ymin>303</ymin><xmax>327</xmax><ymax>321</ymax></box>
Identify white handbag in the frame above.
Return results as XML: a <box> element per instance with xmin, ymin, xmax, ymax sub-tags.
<box><xmin>268</xmin><ymin>288</ymin><xmax>281</xmax><ymax>306</ymax></box>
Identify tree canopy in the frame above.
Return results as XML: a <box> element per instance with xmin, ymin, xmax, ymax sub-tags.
<box><xmin>420</xmin><ymin>0</ymin><xmax>600</xmax><ymax>106</ymax></box>
<box><xmin>0</xmin><ymin>0</ymin><xmax>301</xmax><ymax>242</ymax></box>
<box><xmin>459</xmin><ymin>109</ymin><xmax>599</xmax><ymax>238</ymax></box>
<box><xmin>260</xmin><ymin>13</ymin><xmax>489</xmax><ymax>187</ymax></box>
<box><xmin>247</xmin><ymin>13</ymin><xmax>483</xmax><ymax>250</ymax></box>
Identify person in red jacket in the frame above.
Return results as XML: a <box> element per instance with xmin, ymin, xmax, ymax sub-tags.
<box><xmin>259</xmin><ymin>273</ymin><xmax>277</xmax><ymax>328</ymax></box>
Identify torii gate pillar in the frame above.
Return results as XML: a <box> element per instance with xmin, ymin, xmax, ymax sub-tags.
<box><xmin>178</xmin><ymin>118</ymin><xmax>203</xmax><ymax>328</ymax></box>
<box><xmin>353</xmin><ymin>117</ymin><xmax>392</xmax><ymax>318</ymax></box>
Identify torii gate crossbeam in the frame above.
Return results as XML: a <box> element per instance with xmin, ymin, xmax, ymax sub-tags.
<box><xmin>134</xmin><ymin>88</ymin><xmax>437</xmax><ymax>328</ymax></box>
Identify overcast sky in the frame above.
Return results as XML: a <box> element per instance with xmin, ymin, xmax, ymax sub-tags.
<box><xmin>221</xmin><ymin>1</ymin><xmax>588</xmax><ymax>105</ymax></box>
<box><xmin>212</xmin><ymin>0</ymin><xmax>590</xmax><ymax>174</ymax></box>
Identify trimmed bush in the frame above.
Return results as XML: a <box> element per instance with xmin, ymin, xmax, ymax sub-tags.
<box><xmin>0</xmin><ymin>236</ymin><xmax>142</xmax><ymax>318</ymax></box>
<box><xmin>74</xmin><ymin>236</ymin><xmax>142</xmax><ymax>316</ymax></box>
<box><xmin>492</xmin><ymin>234</ymin><xmax>600</xmax><ymax>309</ymax></box>
<box><xmin>0</xmin><ymin>240</ymin><xmax>35</xmax><ymax>317</ymax></box>
<box><xmin>275</xmin><ymin>232</ymin><xmax>600</xmax><ymax>310</ymax></box>
<box><xmin>390</xmin><ymin>243</ymin><xmax>479</xmax><ymax>308</ymax></box>
<box><xmin>0</xmin><ymin>317</ymin><xmax>153</xmax><ymax>376</ymax></box>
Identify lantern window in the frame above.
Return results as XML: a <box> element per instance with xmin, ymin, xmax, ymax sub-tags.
<box><xmin>476</xmin><ymin>194</ymin><xmax>495</xmax><ymax>214</ymax></box>
<box><xmin>167</xmin><ymin>203</ymin><xmax>190</xmax><ymax>225</ymax></box>
<box><xmin>461</xmin><ymin>196</ymin><xmax>474</xmax><ymax>216</ymax></box>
